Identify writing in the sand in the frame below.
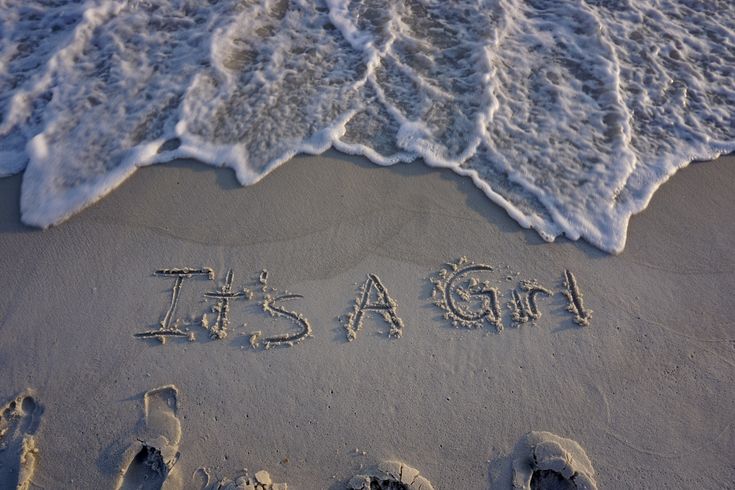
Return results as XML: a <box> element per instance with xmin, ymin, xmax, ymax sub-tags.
<box><xmin>134</xmin><ymin>257</ymin><xmax>592</xmax><ymax>348</ymax></box>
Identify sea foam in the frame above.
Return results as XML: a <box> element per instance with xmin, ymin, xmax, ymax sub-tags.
<box><xmin>1</xmin><ymin>0</ymin><xmax>733</xmax><ymax>253</ymax></box>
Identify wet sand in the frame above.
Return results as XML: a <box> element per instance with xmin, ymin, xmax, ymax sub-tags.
<box><xmin>0</xmin><ymin>150</ymin><xmax>733</xmax><ymax>488</ymax></box>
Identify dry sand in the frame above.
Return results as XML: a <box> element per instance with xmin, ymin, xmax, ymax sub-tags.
<box><xmin>0</xmin><ymin>150</ymin><xmax>733</xmax><ymax>488</ymax></box>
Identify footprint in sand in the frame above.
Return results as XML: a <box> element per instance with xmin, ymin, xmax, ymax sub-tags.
<box><xmin>348</xmin><ymin>461</ymin><xmax>434</xmax><ymax>490</ymax></box>
<box><xmin>511</xmin><ymin>431</ymin><xmax>597</xmax><ymax>490</ymax></box>
<box><xmin>116</xmin><ymin>385</ymin><xmax>182</xmax><ymax>490</ymax></box>
<box><xmin>0</xmin><ymin>390</ymin><xmax>43</xmax><ymax>490</ymax></box>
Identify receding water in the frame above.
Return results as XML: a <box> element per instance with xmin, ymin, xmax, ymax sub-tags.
<box><xmin>1</xmin><ymin>0</ymin><xmax>733</xmax><ymax>252</ymax></box>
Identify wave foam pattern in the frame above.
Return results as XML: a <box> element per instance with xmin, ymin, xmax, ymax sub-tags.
<box><xmin>1</xmin><ymin>0</ymin><xmax>733</xmax><ymax>252</ymax></box>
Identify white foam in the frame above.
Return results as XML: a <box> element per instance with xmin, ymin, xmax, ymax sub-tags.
<box><xmin>1</xmin><ymin>0</ymin><xmax>733</xmax><ymax>252</ymax></box>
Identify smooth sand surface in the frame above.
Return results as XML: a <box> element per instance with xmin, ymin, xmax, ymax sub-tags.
<box><xmin>0</xmin><ymin>151</ymin><xmax>733</xmax><ymax>488</ymax></box>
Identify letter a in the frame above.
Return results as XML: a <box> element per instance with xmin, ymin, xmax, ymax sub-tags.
<box><xmin>343</xmin><ymin>274</ymin><xmax>404</xmax><ymax>341</ymax></box>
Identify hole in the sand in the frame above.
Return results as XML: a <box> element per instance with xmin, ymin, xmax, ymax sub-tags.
<box><xmin>136</xmin><ymin>445</ymin><xmax>167</xmax><ymax>476</ymax></box>
<box><xmin>367</xmin><ymin>478</ymin><xmax>410</xmax><ymax>490</ymax></box>
<box><xmin>530</xmin><ymin>470</ymin><xmax>576</xmax><ymax>490</ymax></box>
<box><xmin>21</xmin><ymin>396</ymin><xmax>36</xmax><ymax>413</ymax></box>
<box><xmin>120</xmin><ymin>444</ymin><xmax>169</xmax><ymax>489</ymax></box>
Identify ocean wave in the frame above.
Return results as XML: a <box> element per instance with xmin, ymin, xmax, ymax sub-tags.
<box><xmin>1</xmin><ymin>0</ymin><xmax>733</xmax><ymax>253</ymax></box>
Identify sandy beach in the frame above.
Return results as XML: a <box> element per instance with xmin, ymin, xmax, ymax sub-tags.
<box><xmin>0</xmin><ymin>150</ymin><xmax>733</xmax><ymax>488</ymax></box>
